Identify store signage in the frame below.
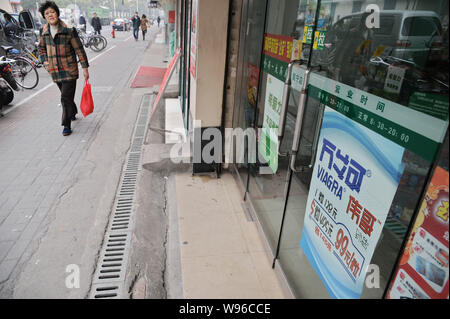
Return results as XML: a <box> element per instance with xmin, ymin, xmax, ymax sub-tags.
<box><xmin>263</xmin><ymin>55</ymin><xmax>288</xmax><ymax>82</ymax></box>
<box><xmin>291</xmin><ymin>65</ymin><xmax>306</xmax><ymax>92</ymax></box>
<box><xmin>291</xmin><ymin>39</ymin><xmax>303</xmax><ymax>61</ymax></box>
<box><xmin>408</xmin><ymin>92</ymin><xmax>449</xmax><ymax>121</ymax></box>
<box><xmin>300</xmin><ymin>107</ymin><xmax>406</xmax><ymax>299</ymax></box>
<box><xmin>304</xmin><ymin>3</ymin><xmax>331</xmax><ymax>50</ymax></box>
<box><xmin>259</xmin><ymin>64</ymin><xmax>307</xmax><ymax>173</ymax></box>
<box><xmin>307</xmin><ymin>74</ymin><xmax>448</xmax><ymax>162</ymax></box>
<box><xmin>387</xmin><ymin>166</ymin><xmax>449</xmax><ymax>299</ymax></box>
<box><xmin>259</xmin><ymin>74</ymin><xmax>284</xmax><ymax>173</ymax></box>
<box><xmin>259</xmin><ymin>34</ymin><xmax>296</xmax><ymax>173</ymax></box>
<box><xmin>312</xmin><ymin>31</ymin><xmax>327</xmax><ymax>50</ymax></box>
<box><xmin>302</xmin><ymin>26</ymin><xmax>314</xmax><ymax>44</ymax></box>
<box><xmin>384</xmin><ymin>65</ymin><xmax>406</xmax><ymax>95</ymax></box>
<box><xmin>263</xmin><ymin>34</ymin><xmax>294</xmax><ymax>63</ymax></box>
<box><xmin>168</xmin><ymin>10</ymin><xmax>175</xmax><ymax>24</ymax></box>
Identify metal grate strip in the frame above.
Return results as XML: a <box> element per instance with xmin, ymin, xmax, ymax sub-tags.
<box><xmin>89</xmin><ymin>95</ymin><xmax>152</xmax><ymax>299</ymax></box>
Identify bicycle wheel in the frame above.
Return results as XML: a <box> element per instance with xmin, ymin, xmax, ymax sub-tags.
<box><xmin>11</xmin><ymin>57</ymin><xmax>39</xmax><ymax>89</ymax></box>
<box><xmin>91</xmin><ymin>36</ymin><xmax>106</xmax><ymax>52</ymax></box>
<box><xmin>99</xmin><ymin>35</ymin><xmax>108</xmax><ymax>47</ymax></box>
<box><xmin>98</xmin><ymin>37</ymin><xmax>107</xmax><ymax>50</ymax></box>
<box><xmin>87</xmin><ymin>37</ymin><xmax>102</xmax><ymax>52</ymax></box>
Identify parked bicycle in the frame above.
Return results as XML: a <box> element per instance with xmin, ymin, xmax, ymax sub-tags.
<box><xmin>76</xmin><ymin>28</ymin><xmax>107</xmax><ymax>52</ymax></box>
<box><xmin>2</xmin><ymin>45</ymin><xmax>39</xmax><ymax>90</ymax></box>
<box><xmin>12</xmin><ymin>33</ymin><xmax>42</xmax><ymax>68</ymax></box>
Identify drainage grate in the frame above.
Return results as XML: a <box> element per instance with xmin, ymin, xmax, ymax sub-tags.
<box><xmin>135</xmin><ymin>125</ymin><xmax>146</xmax><ymax>138</ymax></box>
<box><xmin>89</xmin><ymin>95</ymin><xmax>152</xmax><ymax>299</ymax></box>
<box><xmin>92</xmin><ymin>232</ymin><xmax>131</xmax><ymax>283</ymax></box>
<box><xmin>90</xmin><ymin>282</ymin><xmax>125</xmax><ymax>299</ymax></box>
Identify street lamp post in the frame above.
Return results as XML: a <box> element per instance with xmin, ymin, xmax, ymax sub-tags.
<box><xmin>35</xmin><ymin>1</ymin><xmax>40</xmax><ymax>19</ymax></box>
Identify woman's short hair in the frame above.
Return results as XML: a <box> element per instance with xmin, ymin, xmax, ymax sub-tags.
<box><xmin>39</xmin><ymin>1</ymin><xmax>60</xmax><ymax>19</ymax></box>
<box><xmin>142</xmin><ymin>14</ymin><xmax>146</xmax><ymax>18</ymax></box>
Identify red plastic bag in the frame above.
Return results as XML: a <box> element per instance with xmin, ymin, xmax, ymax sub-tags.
<box><xmin>80</xmin><ymin>80</ymin><xmax>94</xmax><ymax>117</ymax></box>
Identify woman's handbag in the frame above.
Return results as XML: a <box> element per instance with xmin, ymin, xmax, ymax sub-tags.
<box><xmin>80</xmin><ymin>80</ymin><xmax>94</xmax><ymax>117</ymax></box>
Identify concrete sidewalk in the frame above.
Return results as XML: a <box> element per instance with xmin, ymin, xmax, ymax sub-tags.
<box><xmin>174</xmin><ymin>172</ymin><xmax>290</xmax><ymax>299</ymax></box>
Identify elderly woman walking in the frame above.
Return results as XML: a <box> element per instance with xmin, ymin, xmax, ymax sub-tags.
<box><xmin>141</xmin><ymin>14</ymin><xmax>149</xmax><ymax>41</ymax></box>
<box><xmin>39</xmin><ymin>1</ymin><xmax>90</xmax><ymax>136</ymax></box>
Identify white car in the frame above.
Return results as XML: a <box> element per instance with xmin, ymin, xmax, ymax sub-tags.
<box><xmin>112</xmin><ymin>18</ymin><xmax>129</xmax><ymax>31</ymax></box>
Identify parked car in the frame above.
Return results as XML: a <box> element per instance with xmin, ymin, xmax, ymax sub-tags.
<box><xmin>0</xmin><ymin>9</ymin><xmax>37</xmax><ymax>49</ymax></box>
<box><xmin>313</xmin><ymin>10</ymin><xmax>445</xmax><ymax>71</ymax></box>
<box><xmin>112</xmin><ymin>18</ymin><xmax>129</xmax><ymax>31</ymax></box>
<box><xmin>5</xmin><ymin>10</ymin><xmax>37</xmax><ymax>33</ymax></box>
<box><xmin>305</xmin><ymin>9</ymin><xmax>448</xmax><ymax>109</ymax></box>
<box><xmin>11</xmin><ymin>11</ymin><xmax>39</xmax><ymax>44</ymax></box>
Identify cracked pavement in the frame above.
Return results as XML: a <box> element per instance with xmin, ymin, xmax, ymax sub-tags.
<box><xmin>124</xmin><ymin>92</ymin><xmax>188</xmax><ymax>298</ymax></box>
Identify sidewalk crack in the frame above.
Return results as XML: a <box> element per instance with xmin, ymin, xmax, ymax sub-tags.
<box><xmin>161</xmin><ymin>174</ymin><xmax>169</xmax><ymax>299</ymax></box>
<box><xmin>128</xmin><ymin>268</ymin><xmax>141</xmax><ymax>298</ymax></box>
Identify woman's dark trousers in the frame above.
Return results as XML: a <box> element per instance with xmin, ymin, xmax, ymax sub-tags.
<box><xmin>57</xmin><ymin>80</ymin><xmax>78</xmax><ymax>128</ymax></box>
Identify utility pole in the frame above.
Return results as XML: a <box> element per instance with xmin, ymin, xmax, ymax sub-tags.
<box><xmin>36</xmin><ymin>1</ymin><xmax>40</xmax><ymax>19</ymax></box>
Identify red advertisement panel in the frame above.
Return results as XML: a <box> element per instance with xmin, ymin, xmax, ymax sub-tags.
<box><xmin>387</xmin><ymin>166</ymin><xmax>449</xmax><ymax>299</ymax></box>
<box><xmin>263</xmin><ymin>33</ymin><xmax>294</xmax><ymax>63</ymax></box>
<box><xmin>169</xmin><ymin>10</ymin><xmax>176</xmax><ymax>24</ymax></box>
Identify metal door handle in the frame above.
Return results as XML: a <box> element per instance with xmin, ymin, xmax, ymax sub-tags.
<box><xmin>277</xmin><ymin>59</ymin><xmax>305</xmax><ymax>156</ymax></box>
<box><xmin>289</xmin><ymin>65</ymin><xmax>323</xmax><ymax>173</ymax></box>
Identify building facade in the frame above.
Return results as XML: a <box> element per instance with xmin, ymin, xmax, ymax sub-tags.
<box><xmin>174</xmin><ymin>0</ymin><xmax>449</xmax><ymax>299</ymax></box>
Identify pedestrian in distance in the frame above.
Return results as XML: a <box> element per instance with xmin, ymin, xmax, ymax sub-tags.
<box><xmin>157</xmin><ymin>16</ymin><xmax>161</xmax><ymax>27</ymax></box>
<box><xmin>79</xmin><ymin>14</ymin><xmax>86</xmax><ymax>32</ymax></box>
<box><xmin>38</xmin><ymin>1</ymin><xmax>90</xmax><ymax>136</ymax></box>
<box><xmin>131</xmin><ymin>12</ymin><xmax>141</xmax><ymax>41</ymax></box>
<box><xmin>91</xmin><ymin>12</ymin><xmax>102</xmax><ymax>35</ymax></box>
<box><xmin>141</xmin><ymin>14</ymin><xmax>149</xmax><ymax>41</ymax></box>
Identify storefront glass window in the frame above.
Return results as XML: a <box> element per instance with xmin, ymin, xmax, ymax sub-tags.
<box><xmin>232</xmin><ymin>0</ymin><xmax>448</xmax><ymax>299</ymax></box>
<box><xmin>275</xmin><ymin>0</ymin><xmax>449</xmax><ymax>298</ymax></box>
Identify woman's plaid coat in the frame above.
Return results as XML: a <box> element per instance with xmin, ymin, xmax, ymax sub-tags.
<box><xmin>39</xmin><ymin>20</ymin><xmax>89</xmax><ymax>83</ymax></box>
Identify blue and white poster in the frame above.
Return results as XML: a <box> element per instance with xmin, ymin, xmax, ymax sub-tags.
<box><xmin>300</xmin><ymin>107</ymin><xmax>406</xmax><ymax>299</ymax></box>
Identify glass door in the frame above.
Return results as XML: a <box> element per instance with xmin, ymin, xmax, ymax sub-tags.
<box><xmin>232</xmin><ymin>0</ymin><xmax>268</xmax><ymax>187</ymax></box>
<box><xmin>275</xmin><ymin>0</ymin><xmax>449</xmax><ymax>299</ymax></box>
<box><xmin>244</xmin><ymin>0</ymin><xmax>320</xmax><ymax>254</ymax></box>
